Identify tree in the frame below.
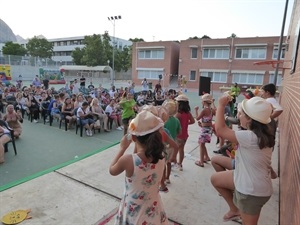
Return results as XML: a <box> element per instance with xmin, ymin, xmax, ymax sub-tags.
<box><xmin>228</xmin><ymin>33</ymin><xmax>237</xmax><ymax>38</ymax></box>
<box><xmin>2</xmin><ymin>42</ymin><xmax>27</xmax><ymax>56</ymax></box>
<box><xmin>201</xmin><ymin>35</ymin><xmax>211</xmax><ymax>39</ymax></box>
<box><xmin>26</xmin><ymin>36</ymin><xmax>53</xmax><ymax>59</ymax></box>
<box><xmin>72</xmin><ymin>47</ymin><xmax>85</xmax><ymax>65</ymax></box>
<box><xmin>129</xmin><ymin>38</ymin><xmax>144</xmax><ymax>42</ymax></box>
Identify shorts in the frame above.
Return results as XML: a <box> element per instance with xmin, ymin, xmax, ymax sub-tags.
<box><xmin>231</xmin><ymin>159</ymin><xmax>235</xmax><ymax>170</ymax></box>
<box><xmin>81</xmin><ymin>118</ymin><xmax>95</xmax><ymax>126</ymax></box>
<box><xmin>122</xmin><ymin>116</ymin><xmax>134</xmax><ymax>126</ymax></box>
<box><xmin>233</xmin><ymin>190</ymin><xmax>271</xmax><ymax>215</ymax></box>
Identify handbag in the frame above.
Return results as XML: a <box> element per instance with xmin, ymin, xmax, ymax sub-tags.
<box><xmin>95</xmin><ymin>119</ymin><xmax>101</xmax><ymax>128</ymax></box>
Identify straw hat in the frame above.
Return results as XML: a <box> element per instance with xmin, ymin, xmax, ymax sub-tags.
<box><xmin>241</xmin><ymin>97</ymin><xmax>272</xmax><ymax>124</ymax></box>
<box><xmin>128</xmin><ymin>110</ymin><xmax>164</xmax><ymax>136</ymax></box>
<box><xmin>162</xmin><ymin>99</ymin><xmax>178</xmax><ymax>116</ymax></box>
<box><xmin>175</xmin><ymin>94</ymin><xmax>189</xmax><ymax>102</ymax></box>
<box><xmin>140</xmin><ymin>104</ymin><xmax>159</xmax><ymax>116</ymax></box>
<box><xmin>157</xmin><ymin>106</ymin><xmax>169</xmax><ymax>122</ymax></box>
<box><xmin>201</xmin><ymin>93</ymin><xmax>213</xmax><ymax>103</ymax></box>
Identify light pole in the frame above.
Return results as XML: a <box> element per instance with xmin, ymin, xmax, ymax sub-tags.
<box><xmin>107</xmin><ymin>15</ymin><xmax>122</xmax><ymax>85</ymax></box>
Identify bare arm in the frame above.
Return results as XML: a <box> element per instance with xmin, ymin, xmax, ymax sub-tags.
<box><xmin>188</xmin><ymin>112</ymin><xmax>195</xmax><ymax>125</ymax></box>
<box><xmin>215</xmin><ymin>95</ymin><xmax>238</xmax><ymax>144</ymax></box>
<box><xmin>109</xmin><ymin>135</ymin><xmax>133</xmax><ymax>176</ymax></box>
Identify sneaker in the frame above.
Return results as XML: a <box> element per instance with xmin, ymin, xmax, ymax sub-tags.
<box><xmin>120</xmin><ymin>125</ymin><xmax>124</xmax><ymax>129</ymax></box>
<box><xmin>45</xmin><ymin>119</ymin><xmax>50</xmax><ymax>123</ymax></box>
<box><xmin>159</xmin><ymin>187</ymin><xmax>169</xmax><ymax>193</ymax></box>
<box><xmin>89</xmin><ymin>130</ymin><xmax>93</xmax><ymax>136</ymax></box>
<box><xmin>33</xmin><ymin>119</ymin><xmax>38</xmax><ymax>123</ymax></box>
<box><xmin>116</xmin><ymin>127</ymin><xmax>122</xmax><ymax>131</ymax></box>
<box><xmin>86</xmin><ymin>130</ymin><xmax>90</xmax><ymax>136</ymax></box>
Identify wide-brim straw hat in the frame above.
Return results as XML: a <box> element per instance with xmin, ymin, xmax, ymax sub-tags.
<box><xmin>241</xmin><ymin>97</ymin><xmax>272</xmax><ymax>124</ymax></box>
<box><xmin>162</xmin><ymin>99</ymin><xmax>178</xmax><ymax>116</ymax></box>
<box><xmin>156</xmin><ymin>106</ymin><xmax>169</xmax><ymax>122</ymax></box>
<box><xmin>139</xmin><ymin>104</ymin><xmax>159</xmax><ymax>116</ymax></box>
<box><xmin>128</xmin><ymin>110</ymin><xmax>164</xmax><ymax>136</ymax></box>
<box><xmin>201</xmin><ymin>93</ymin><xmax>213</xmax><ymax>103</ymax></box>
<box><xmin>175</xmin><ymin>94</ymin><xmax>189</xmax><ymax>102</ymax></box>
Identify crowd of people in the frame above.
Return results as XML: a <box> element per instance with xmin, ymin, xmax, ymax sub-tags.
<box><xmin>109</xmin><ymin>82</ymin><xmax>282</xmax><ymax>225</ymax></box>
<box><xmin>1</xmin><ymin>76</ymin><xmax>282</xmax><ymax>224</ymax></box>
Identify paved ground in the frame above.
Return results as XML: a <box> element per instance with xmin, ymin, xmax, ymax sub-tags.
<box><xmin>0</xmin><ymin>81</ymin><xmax>279</xmax><ymax>224</ymax></box>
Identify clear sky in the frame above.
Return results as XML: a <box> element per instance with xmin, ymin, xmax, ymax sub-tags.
<box><xmin>1</xmin><ymin>0</ymin><xmax>294</xmax><ymax>42</ymax></box>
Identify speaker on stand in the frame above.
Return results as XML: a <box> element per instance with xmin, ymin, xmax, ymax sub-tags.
<box><xmin>199</xmin><ymin>76</ymin><xmax>211</xmax><ymax>96</ymax></box>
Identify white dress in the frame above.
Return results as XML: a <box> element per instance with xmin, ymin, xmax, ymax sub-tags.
<box><xmin>115</xmin><ymin>154</ymin><xmax>169</xmax><ymax>225</ymax></box>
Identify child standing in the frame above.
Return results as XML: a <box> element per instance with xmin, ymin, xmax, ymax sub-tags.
<box><xmin>109</xmin><ymin>110</ymin><xmax>169</xmax><ymax>224</ymax></box>
<box><xmin>194</xmin><ymin>93</ymin><xmax>216</xmax><ymax>167</ymax></box>
<box><xmin>162</xmin><ymin>99</ymin><xmax>181</xmax><ymax>182</ymax></box>
<box><xmin>174</xmin><ymin>94</ymin><xmax>195</xmax><ymax>171</ymax></box>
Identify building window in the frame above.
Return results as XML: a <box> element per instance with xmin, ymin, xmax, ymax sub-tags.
<box><xmin>191</xmin><ymin>48</ymin><xmax>198</xmax><ymax>59</ymax></box>
<box><xmin>138</xmin><ymin>50</ymin><xmax>164</xmax><ymax>59</ymax></box>
<box><xmin>232</xmin><ymin>73</ymin><xmax>264</xmax><ymax>85</ymax></box>
<box><xmin>137</xmin><ymin>69</ymin><xmax>164</xmax><ymax>79</ymax></box>
<box><xmin>272</xmin><ymin>47</ymin><xmax>286</xmax><ymax>59</ymax></box>
<box><xmin>269</xmin><ymin>73</ymin><xmax>283</xmax><ymax>86</ymax></box>
<box><xmin>235</xmin><ymin>48</ymin><xmax>266</xmax><ymax>59</ymax></box>
<box><xmin>190</xmin><ymin>70</ymin><xmax>196</xmax><ymax>80</ymax></box>
<box><xmin>201</xmin><ymin>71</ymin><xmax>227</xmax><ymax>83</ymax></box>
<box><xmin>202</xmin><ymin>48</ymin><xmax>229</xmax><ymax>59</ymax></box>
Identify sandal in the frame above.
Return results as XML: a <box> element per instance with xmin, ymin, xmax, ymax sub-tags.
<box><xmin>195</xmin><ymin>160</ymin><xmax>204</xmax><ymax>167</ymax></box>
<box><xmin>223</xmin><ymin>212</ymin><xmax>241</xmax><ymax>222</ymax></box>
<box><xmin>159</xmin><ymin>187</ymin><xmax>169</xmax><ymax>193</ymax></box>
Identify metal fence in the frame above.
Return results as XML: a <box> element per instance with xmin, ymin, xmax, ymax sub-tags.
<box><xmin>0</xmin><ymin>54</ymin><xmax>132</xmax><ymax>82</ymax></box>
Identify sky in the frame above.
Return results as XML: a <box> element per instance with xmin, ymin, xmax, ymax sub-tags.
<box><xmin>1</xmin><ymin>0</ymin><xmax>295</xmax><ymax>42</ymax></box>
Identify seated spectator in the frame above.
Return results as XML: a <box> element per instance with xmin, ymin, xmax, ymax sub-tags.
<box><xmin>15</xmin><ymin>92</ymin><xmax>29</xmax><ymax>116</ymax></box>
<box><xmin>0</xmin><ymin>124</ymin><xmax>12</xmax><ymax>164</ymax></box>
<box><xmin>76</xmin><ymin>101</ymin><xmax>95</xmax><ymax>136</ymax></box>
<box><xmin>3</xmin><ymin>104</ymin><xmax>23</xmax><ymax>138</ymax></box>
<box><xmin>155</xmin><ymin>90</ymin><xmax>165</xmax><ymax>106</ymax></box>
<box><xmin>74</xmin><ymin>94</ymin><xmax>85</xmax><ymax>109</ymax></box>
<box><xmin>27</xmin><ymin>92</ymin><xmax>40</xmax><ymax>123</ymax></box>
<box><xmin>90</xmin><ymin>98</ymin><xmax>110</xmax><ymax>132</ymax></box>
<box><xmin>50</xmin><ymin>95</ymin><xmax>62</xmax><ymax>120</ymax></box>
<box><xmin>145</xmin><ymin>90</ymin><xmax>154</xmax><ymax>104</ymax></box>
<box><xmin>136</xmin><ymin>92</ymin><xmax>145</xmax><ymax>106</ymax></box>
<box><xmin>105</xmin><ymin>99</ymin><xmax>122</xmax><ymax>131</ymax></box>
<box><xmin>61</xmin><ymin>97</ymin><xmax>77</xmax><ymax>129</ymax></box>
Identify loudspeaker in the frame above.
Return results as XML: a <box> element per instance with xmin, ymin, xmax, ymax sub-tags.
<box><xmin>158</xmin><ymin>74</ymin><xmax>162</xmax><ymax>80</ymax></box>
<box><xmin>199</xmin><ymin>76</ymin><xmax>211</xmax><ymax>96</ymax></box>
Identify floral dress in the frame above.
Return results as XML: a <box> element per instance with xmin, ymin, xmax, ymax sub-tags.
<box><xmin>115</xmin><ymin>154</ymin><xmax>169</xmax><ymax>225</ymax></box>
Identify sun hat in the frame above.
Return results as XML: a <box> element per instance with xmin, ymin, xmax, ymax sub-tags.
<box><xmin>157</xmin><ymin>106</ymin><xmax>169</xmax><ymax>122</ymax></box>
<box><xmin>140</xmin><ymin>104</ymin><xmax>159</xmax><ymax>116</ymax></box>
<box><xmin>241</xmin><ymin>97</ymin><xmax>272</xmax><ymax>124</ymax></box>
<box><xmin>162</xmin><ymin>99</ymin><xmax>178</xmax><ymax>116</ymax></box>
<box><xmin>128</xmin><ymin>110</ymin><xmax>164</xmax><ymax>136</ymax></box>
<box><xmin>175</xmin><ymin>94</ymin><xmax>189</xmax><ymax>102</ymax></box>
<box><xmin>201</xmin><ymin>93</ymin><xmax>213</xmax><ymax>103</ymax></box>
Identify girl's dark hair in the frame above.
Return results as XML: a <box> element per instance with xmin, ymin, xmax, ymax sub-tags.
<box><xmin>177</xmin><ymin>101</ymin><xmax>190</xmax><ymax>113</ymax></box>
<box><xmin>136</xmin><ymin>130</ymin><xmax>165</xmax><ymax>164</ymax></box>
<box><xmin>122</xmin><ymin>91</ymin><xmax>127</xmax><ymax>98</ymax></box>
<box><xmin>248</xmin><ymin>118</ymin><xmax>275</xmax><ymax>149</ymax></box>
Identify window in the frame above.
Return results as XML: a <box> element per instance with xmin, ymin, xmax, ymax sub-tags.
<box><xmin>191</xmin><ymin>48</ymin><xmax>198</xmax><ymax>59</ymax></box>
<box><xmin>272</xmin><ymin>47</ymin><xmax>286</xmax><ymax>59</ymax></box>
<box><xmin>235</xmin><ymin>48</ymin><xmax>266</xmax><ymax>59</ymax></box>
<box><xmin>232</xmin><ymin>73</ymin><xmax>264</xmax><ymax>85</ymax></box>
<box><xmin>138</xmin><ymin>50</ymin><xmax>165</xmax><ymax>59</ymax></box>
<box><xmin>201</xmin><ymin>71</ymin><xmax>227</xmax><ymax>83</ymax></box>
<box><xmin>190</xmin><ymin>71</ymin><xmax>196</xmax><ymax>81</ymax></box>
<box><xmin>137</xmin><ymin>69</ymin><xmax>164</xmax><ymax>79</ymax></box>
<box><xmin>269</xmin><ymin>73</ymin><xmax>283</xmax><ymax>86</ymax></box>
<box><xmin>202</xmin><ymin>48</ymin><xmax>229</xmax><ymax>59</ymax></box>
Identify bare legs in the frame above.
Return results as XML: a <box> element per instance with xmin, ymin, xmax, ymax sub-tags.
<box><xmin>211</xmin><ymin>155</ymin><xmax>233</xmax><ymax>172</ymax></box>
<box><xmin>0</xmin><ymin>135</ymin><xmax>11</xmax><ymax>163</ymax></box>
<box><xmin>210</xmin><ymin>170</ymin><xmax>239</xmax><ymax>220</ymax></box>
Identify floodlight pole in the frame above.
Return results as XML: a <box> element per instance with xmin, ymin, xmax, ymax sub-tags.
<box><xmin>108</xmin><ymin>15</ymin><xmax>122</xmax><ymax>86</ymax></box>
<box><xmin>274</xmin><ymin>0</ymin><xmax>289</xmax><ymax>86</ymax></box>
